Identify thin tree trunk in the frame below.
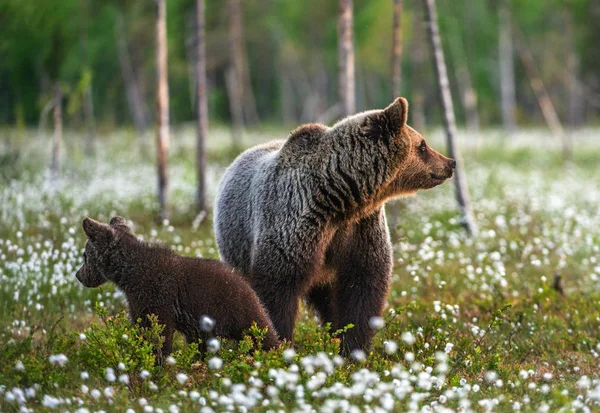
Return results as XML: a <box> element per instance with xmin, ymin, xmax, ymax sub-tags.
<box><xmin>338</xmin><ymin>0</ymin><xmax>355</xmax><ymax>116</ymax></box>
<box><xmin>227</xmin><ymin>0</ymin><xmax>245</xmax><ymax>142</ymax></box>
<box><xmin>155</xmin><ymin>0</ymin><xmax>170</xmax><ymax>220</ymax></box>
<box><xmin>423</xmin><ymin>0</ymin><xmax>478</xmax><ymax>236</ymax></box>
<box><xmin>51</xmin><ymin>86</ymin><xmax>63</xmax><ymax>180</ymax></box>
<box><xmin>514</xmin><ymin>27</ymin><xmax>570</xmax><ymax>160</ymax></box>
<box><xmin>389</xmin><ymin>0</ymin><xmax>404</xmax><ymax>228</ymax></box>
<box><xmin>410</xmin><ymin>2</ymin><xmax>426</xmax><ymax>130</ymax></box>
<box><xmin>195</xmin><ymin>0</ymin><xmax>208</xmax><ymax>214</ymax></box>
<box><xmin>392</xmin><ymin>0</ymin><xmax>403</xmax><ymax>98</ymax></box>
<box><xmin>565</xmin><ymin>12</ymin><xmax>582</xmax><ymax>130</ymax></box>
<box><xmin>498</xmin><ymin>1</ymin><xmax>517</xmax><ymax>132</ymax></box>
<box><xmin>226</xmin><ymin>68</ymin><xmax>244</xmax><ymax>145</ymax></box>
<box><xmin>227</xmin><ymin>0</ymin><xmax>258</xmax><ymax>128</ymax></box>
<box><xmin>448</xmin><ymin>25</ymin><xmax>480</xmax><ymax>137</ymax></box>
<box><xmin>280</xmin><ymin>69</ymin><xmax>296</xmax><ymax>125</ymax></box>
<box><xmin>116</xmin><ymin>15</ymin><xmax>149</xmax><ymax>144</ymax></box>
<box><xmin>81</xmin><ymin>0</ymin><xmax>96</xmax><ymax>155</ymax></box>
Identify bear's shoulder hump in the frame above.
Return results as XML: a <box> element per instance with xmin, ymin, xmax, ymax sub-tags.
<box><xmin>280</xmin><ymin>123</ymin><xmax>328</xmax><ymax>158</ymax></box>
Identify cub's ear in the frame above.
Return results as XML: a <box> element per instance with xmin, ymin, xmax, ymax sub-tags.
<box><xmin>384</xmin><ymin>97</ymin><xmax>408</xmax><ymax>130</ymax></box>
<box><xmin>82</xmin><ymin>217</ymin><xmax>114</xmax><ymax>242</ymax></box>
<box><xmin>109</xmin><ymin>216</ymin><xmax>133</xmax><ymax>234</ymax></box>
<box><xmin>109</xmin><ymin>216</ymin><xmax>127</xmax><ymax>226</ymax></box>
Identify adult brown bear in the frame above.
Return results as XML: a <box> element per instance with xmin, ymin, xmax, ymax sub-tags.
<box><xmin>214</xmin><ymin>97</ymin><xmax>455</xmax><ymax>355</ymax></box>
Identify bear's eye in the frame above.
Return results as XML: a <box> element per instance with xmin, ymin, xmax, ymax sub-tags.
<box><xmin>83</xmin><ymin>252</ymin><xmax>87</xmax><ymax>262</ymax></box>
<box><xmin>419</xmin><ymin>141</ymin><xmax>427</xmax><ymax>153</ymax></box>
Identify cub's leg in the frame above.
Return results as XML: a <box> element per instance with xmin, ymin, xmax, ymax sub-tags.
<box><xmin>334</xmin><ymin>208</ymin><xmax>392</xmax><ymax>356</ymax></box>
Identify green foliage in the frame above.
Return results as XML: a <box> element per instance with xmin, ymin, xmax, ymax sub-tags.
<box><xmin>0</xmin><ymin>0</ymin><xmax>598</xmax><ymax>126</ymax></box>
<box><xmin>76</xmin><ymin>306</ymin><xmax>162</xmax><ymax>382</ymax></box>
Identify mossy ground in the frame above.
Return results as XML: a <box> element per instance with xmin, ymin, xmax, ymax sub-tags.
<box><xmin>0</xmin><ymin>127</ymin><xmax>599</xmax><ymax>412</ymax></box>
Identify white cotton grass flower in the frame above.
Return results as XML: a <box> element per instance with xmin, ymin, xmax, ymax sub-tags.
<box><xmin>401</xmin><ymin>332</ymin><xmax>415</xmax><ymax>345</ymax></box>
<box><xmin>404</xmin><ymin>352</ymin><xmax>415</xmax><ymax>362</ymax></box>
<box><xmin>206</xmin><ymin>337</ymin><xmax>220</xmax><ymax>353</ymax></box>
<box><xmin>383</xmin><ymin>340</ymin><xmax>398</xmax><ymax>355</ymax></box>
<box><xmin>139</xmin><ymin>370</ymin><xmax>151</xmax><ymax>380</ymax></box>
<box><xmin>351</xmin><ymin>349</ymin><xmax>366</xmax><ymax>362</ymax></box>
<box><xmin>48</xmin><ymin>354</ymin><xmax>68</xmax><ymax>367</ymax></box>
<box><xmin>166</xmin><ymin>356</ymin><xmax>176</xmax><ymax>366</ymax></box>
<box><xmin>176</xmin><ymin>373</ymin><xmax>188</xmax><ymax>385</ymax></box>
<box><xmin>283</xmin><ymin>348</ymin><xmax>296</xmax><ymax>362</ymax></box>
<box><xmin>105</xmin><ymin>368</ymin><xmax>116</xmax><ymax>382</ymax></box>
<box><xmin>118</xmin><ymin>374</ymin><xmax>130</xmax><ymax>384</ymax></box>
<box><xmin>208</xmin><ymin>357</ymin><xmax>223</xmax><ymax>370</ymax></box>
<box><xmin>15</xmin><ymin>361</ymin><xmax>24</xmax><ymax>371</ymax></box>
<box><xmin>103</xmin><ymin>387</ymin><xmax>114</xmax><ymax>398</ymax></box>
<box><xmin>42</xmin><ymin>395</ymin><xmax>62</xmax><ymax>408</ymax></box>
<box><xmin>80</xmin><ymin>371</ymin><xmax>89</xmax><ymax>380</ymax></box>
<box><xmin>368</xmin><ymin>316</ymin><xmax>385</xmax><ymax>330</ymax></box>
<box><xmin>200</xmin><ymin>315</ymin><xmax>216</xmax><ymax>332</ymax></box>
<box><xmin>90</xmin><ymin>389</ymin><xmax>101</xmax><ymax>399</ymax></box>
<box><xmin>118</xmin><ymin>362</ymin><xmax>126</xmax><ymax>371</ymax></box>
<box><xmin>485</xmin><ymin>370</ymin><xmax>498</xmax><ymax>382</ymax></box>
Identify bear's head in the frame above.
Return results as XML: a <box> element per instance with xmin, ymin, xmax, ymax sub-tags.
<box><xmin>76</xmin><ymin>216</ymin><xmax>136</xmax><ymax>288</ymax></box>
<box><xmin>333</xmin><ymin>97</ymin><xmax>455</xmax><ymax>204</ymax></box>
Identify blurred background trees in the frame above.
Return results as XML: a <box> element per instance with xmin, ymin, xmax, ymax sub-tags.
<box><xmin>1</xmin><ymin>0</ymin><xmax>597</xmax><ymax>131</ymax></box>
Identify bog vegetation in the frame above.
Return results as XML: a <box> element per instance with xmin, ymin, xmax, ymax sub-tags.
<box><xmin>1</xmin><ymin>129</ymin><xmax>599</xmax><ymax>412</ymax></box>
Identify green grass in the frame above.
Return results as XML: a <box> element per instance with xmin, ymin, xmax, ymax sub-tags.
<box><xmin>1</xmin><ymin>127</ymin><xmax>599</xmax><ymax>412</ymax></box>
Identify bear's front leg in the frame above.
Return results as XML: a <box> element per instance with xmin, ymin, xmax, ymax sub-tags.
<box><xmin>334</xmin><ymin>208</ymin><xmax>392</xmax><ymax>356</ymax></box>
<box><xmin>250</xmin><ymin>231</ymin><xmax>320</xmax><ymax>342</ymax></box>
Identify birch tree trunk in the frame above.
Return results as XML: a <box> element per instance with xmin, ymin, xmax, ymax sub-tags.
<box><xmin>51</xmin><ymin>86</ymin><xmax>63</xmax><ymax>180</ymax></box>
<box><xmin>410</xmin><ymin>2</ymin><xmax>426</xmax><ymax>130</ymax></box>
<box><xmin>389</xmin><ymin>0</ymin><xmax>404</xmax><ymax>228</ymax></box>
<box><xmin>155</xmin><ymin>0</ymin><xmax>170</xmax><ymax>220</ymax></box>
<box><xmin>195</xmin><ymin>0</ymin><xmax>208</xmax><ymax>214</ymax></box>
<box><xmin>338</xmin><ymin>0</ymin><xmax>355</xmax><ymax>117</ymax></box>
<box><xmin>81</xmin><ymin>0</ymin><xmax>96</xmax><ymax>155</ymax></box>
<box><xmin>498</xmin><ymin>1</ymin><xmax>517</xmax><ymax>133</ymax></box>
<box><xmin>116</xmin><ymin>15</ymin><xmax>149</xmax><ymax>144</ymax></box>
<box><xmin>227</xmin><ymin>0</ymin><xmax>246</xmax><ymax>143</ymax></box>
<box><xmin>392</xmin><ymin>0</ymin><xmax>403</xmax><ymax>98</ymax></box>
<box><xmin>423</xmin><ymin>0</ymin><xmax>478</xmax><ymax>237</ymax></box>
<box><xmin>514</xmin><ymin>27</ymin><xmax>570</xmax><ymax>160</ymax></box>
<box><xmin>565</xmin><ymin>11</ymin><xmax>583</xmax><ymax>129</ymax></box>
<box><xmin>448</xmin><ymin>26</ymin><xmax>480</xmax><ymax>138</ymax></box>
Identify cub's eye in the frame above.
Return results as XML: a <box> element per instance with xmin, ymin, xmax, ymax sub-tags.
<box><xmin>419</xmin><ymin>141</ymin><xmax>427</xmax><ymax>153</ymax></box>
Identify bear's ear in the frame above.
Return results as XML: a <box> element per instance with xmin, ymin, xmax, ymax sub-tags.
<box><xmin>384</xmin><ymin>97</ymin><xmax>408</xmax><ymax>131</ymax></box>
<box><xmin>82</xmin><ymin>217</ymin><xmax>114</xmax><ymax>243</ymax></box>
<box><xmin>109</xmin><ymin>216</ymin><xmax>133</xmax><ymax>233</ymax></box>
<box><xmin>362</xmin><ymin>97</ymin><xmax>408</xmax><ymax>143</ymax></box>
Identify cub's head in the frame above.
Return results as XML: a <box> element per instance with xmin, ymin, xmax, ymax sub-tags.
<box><xmin>357</xmin><ymin>97</ymin><xmax>455</xmax><ymax>199</ymax></box>
<box><xmin>75</xmin><ymin>216</ymin><xmax>135</xmax><ymax>288</ymax></box>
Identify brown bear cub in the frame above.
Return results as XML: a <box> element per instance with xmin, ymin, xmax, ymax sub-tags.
<box><xmin>75</xmin><ymin>216</ymin><xmax>280</xmax><ymax>356</ymax></box>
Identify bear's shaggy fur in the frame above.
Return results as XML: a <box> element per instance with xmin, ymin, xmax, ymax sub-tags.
<box><xmin>214</xmin><ymin>98</ymin><xmax>455</xmax><ymax>354</ymax></box>
<box><xmin>76</xmin><ymin>216</ymin><xmax>280</xmax><ymax>356</ymax></box>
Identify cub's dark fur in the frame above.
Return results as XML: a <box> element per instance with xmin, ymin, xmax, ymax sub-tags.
<box><xmin>76</xmin><ymin>216</ymin><xmax>280</xmax><ymax>355</ymax></box>
<box><xmin>214</xmin><ymin>98</ymin><xmax>455</xmax><ymax>355</ymax></box>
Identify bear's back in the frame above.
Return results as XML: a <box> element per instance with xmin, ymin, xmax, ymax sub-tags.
<box><xmin>214</xmin><ymin>140</ymin><xmax>284</xmax><ymax>273</ymax></box>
